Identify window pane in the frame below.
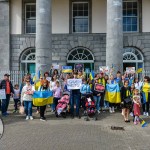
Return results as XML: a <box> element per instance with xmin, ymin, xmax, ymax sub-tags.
<box><xmin>133</xmin><ymin>2</ymin><xmax>137</xmax><ymax>9</ymax></box>
<box><xmin>127</xmin><ymin>2</ymin><xmax>132</xmax><ymax>9</ymax></box>
<box><xmin>127</xmin><ymin>25</ymin><xmax>132</xmax><ymax>31</ymax></box>
<box><xmin>84</xmin><ymin>3</ymin><xmax>88</xmax><ymax>11</ymax></box>
<box><xmin>132</xmin><ymin>9</ymin><xmax>137</xmax><ymax>16</ymax></box>
<box><xmin>31</xmin><ymin>12</ymin><xmax>36</xmax><ymax>18</ymax></box>
<box><xmin>72</xmin><ymin>2</ymin><xmax>89</xmax><ymax>33</ymax></box>
<box><xmin>123</xmin><ymin>25</ymin><xmax>126</xmax><ymax>32</ymax></box>
<box><xmin>132</xmin><ymin>17</ymin><xmax>137</xmax><ymax>24</ymax></box>
<box><xmin>127</xmin><ymin>9</ymin><xmax>132</xmax><ymax>16</ymax></box>
<box><xmin>123</xmin><ymin>9</ymin><xmax>126</xmax><ymax>16</ymax></box>
<box><xmin>126</xmin><ymin>17</ymin><xmax>132</xmax><ymax>24</ymax></box>
<box><xmin>132</xmin><ymin>25</ymin><xmax>137</xmax><ymax>31</ymax></box>
<box><xmin>78</xmin><ymin>4</ymin><xmax>84</xmax><ymax>10</ymax></box>
<box><xmin>26</xmin><ymin>5</ymin><xmax>30</xmax><ymax>11</ymax></box>
<box><xmin>26</xmin><ymin>12</ymin><xmax>30</xmax><ymax>18</ymax></box>
<box><xmin>30</xmin><ymin>5</ymin><xmax>36</xmax><ymax>11</ymax></box>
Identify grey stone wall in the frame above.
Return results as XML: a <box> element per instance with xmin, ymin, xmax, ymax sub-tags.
<box><xmin>10</xmin><ymin>33</ymin><xmax>150</xmax><ymax>71</ymax></box>
<box><xmin>0</xmin><ymin>0</ymin><xmax>10</xmax><ymax>70</ymax></box>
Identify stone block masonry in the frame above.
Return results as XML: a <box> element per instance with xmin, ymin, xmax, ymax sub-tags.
<box><xmin>10</xmin><ymin>33</ymin><xmax>150</xmax><ymax>71</ymax></box>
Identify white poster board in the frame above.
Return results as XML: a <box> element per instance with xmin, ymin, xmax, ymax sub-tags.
<box><xmin>0</xmin><ymin>89</ymin><xmax>6</xmax><ymax>99</ymax></box>
<box><xmin>99</xmin><ymin>66</ymin><xmax>109</xmax><ymax>74</ymax></box>
<box><xmin>52</xmin><ymin>65</ymin><xmax>60</xmax><ymax>70</ymax></box>
<box><xmin>46</xmin><ymin>77</ymin><xmax>51</xmax><ymax>82</ymax></box>
<box><xmin>126</xmin><ymin>67</ymin><xmax>135</xmax><ymax>74</ymax></box>
<box><xmin>67</xmin><ymin>79</ymin><xmax>82</xmax><ymax>90</ymax></box>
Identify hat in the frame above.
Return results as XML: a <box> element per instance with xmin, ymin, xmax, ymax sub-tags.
<box><xmin>4</xmin><ymin>74</ymin><xmax>10</xmax><ymax>77</ymax></box>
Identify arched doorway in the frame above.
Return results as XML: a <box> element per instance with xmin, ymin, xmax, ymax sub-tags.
<box><xmin>123</xmin><ymin>47</ymin><xmax>144</xmax><ymax>72</ymax></box>
<box><xmin>20</xmin><ymin>48</ymin><xmax>35</xmax><ymax>73</ymax></box>
<box><xmin>67</xmin><ymin>47</ymin><xmax>94</xmax><ymax>71</ymax></box>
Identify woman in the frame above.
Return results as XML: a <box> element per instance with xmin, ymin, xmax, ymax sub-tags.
<box><xmin>121</xmin><ymin>80</ymin><xmax>131</xmax><ymax>122</ymax></box>
<box><xmin>92</xmin><ymin>78</ymin><xmax>101</xmax><ymax>114</ymax></box>
<box><xmin>52</xmin><ymin>69</ymin><xmax>59</xmax><ymax>79</ymax></box>
<box><xmin>141</xmin><ymin>76</ymin><xmax>150</xmax><ymax>116</ymax></box>
<box><xmin>134</xmin><ymin>78</ymin><xmax>143</xmax><ymax>91</ymax></box>
<box><xmin>50</xmin><ymin>75</ymin><xmax>58</xmax><ymax>111</ymax></box>
<box><xmin>21</xmin><ymin>79</ymin><xmax>35</xmax><ymax>120</ymax></box>
<box><xmin>38</xmin><ymin>79</ymin><xmax>51</xmax><ymax>121</ymax></box>
<box><xmin>108</xmin><ymin>75</ymin><xmax>116</xmax><ymax>113</ymax></box>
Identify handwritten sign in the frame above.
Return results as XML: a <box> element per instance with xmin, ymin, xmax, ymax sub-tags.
<box><xmin>0</xmin><ymin>89</ymin><xmax>6</xmax><ymax>99</ymax></box>
<box><xmin>67</xmin><ymin>79</ymin><xmax>82</xmax><ymax>90</ymax></box>
<box><xmin>46</xmin><ymin>77</ymin><xmax>51</xmax><ymax>82</ymax></box>
<box><xmin>75</xmin><ymin>64</ymin><xmax>84</xmax><ymax>71</ymax></box>
<box><xmin>52</xmin><ymin>65</ymin><xmax>60</xmax><ymax>70</ymax></box>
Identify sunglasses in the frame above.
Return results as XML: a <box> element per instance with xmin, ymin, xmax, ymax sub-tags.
<box><xmin>26</xmin><ymin>81</ymin><xmax>30</xmax><ymax>82</ymax></box>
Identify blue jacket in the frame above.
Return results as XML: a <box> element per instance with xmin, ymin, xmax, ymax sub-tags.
<box><xmin>80</xmin><ymin>84</ymin><xmax>91</xmax><ymax>94</ymax></box>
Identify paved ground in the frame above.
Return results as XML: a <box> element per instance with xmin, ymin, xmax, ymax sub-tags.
<box><xmin>0</xmin><ymin>102</ymin><xmax>150</xmax><ymax>150</ymax></box>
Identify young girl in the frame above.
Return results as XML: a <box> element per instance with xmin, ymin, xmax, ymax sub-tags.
<box><xmin>53</xmin><ymin>81</ymin><xmax>62</xmax><ymax>111</ymax></box>
<box><xmin>133</xmin><ymin>89</ymin><xmax>141</xmax><ymax>125</ymax></box>
<box><xmin>13</xmin><ymin>84</ymin><xmax>20</xmax><ymax>113</ymax></box>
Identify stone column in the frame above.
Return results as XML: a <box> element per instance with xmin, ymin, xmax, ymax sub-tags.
<box><xmin>106</xmin><ymin>0</ymin><xmax>123</xmax><ymax>74</ymax></box>
<box><xmin>36</xmin><ymin>0</ymin><xmax>52</xmax><ymax>78</ymax></box>
<box><xmin>0</xmin><ymin>0</ymin><xmax>10</xmax><ymax>70</ymax></box>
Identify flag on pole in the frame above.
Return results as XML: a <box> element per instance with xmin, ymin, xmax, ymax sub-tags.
<box><xmin>89</xmin><ymin>71</ymin><xmax>95</xmax><ymax>80</ymax></box>
<box><xmin>136</xmin><ymin>65</ymin><xmax>143</xmax><ymax>73</ymax></box>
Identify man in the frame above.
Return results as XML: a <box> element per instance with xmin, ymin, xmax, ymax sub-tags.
<box><xmin>0</xmin><ymin>74</ymin><xmax>14</xmax><ymax>116</ymax></box>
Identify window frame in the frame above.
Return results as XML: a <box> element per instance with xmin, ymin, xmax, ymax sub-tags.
<box><xmin>25</xmin><ymin>3</ymin><xmax>36</xmax><ymax>34</ymax></box>
<box><xmin>123</xmin><ymin>0</ymin><xmax>139</xmax><ymax>33</ymax></box>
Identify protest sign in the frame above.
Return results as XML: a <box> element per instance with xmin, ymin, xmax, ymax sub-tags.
<box><xmin>62</xmin><ymin>66</ymin><xmax>72</xmax><ymax>73</ymax></box>
<box><xmin>94</xmin><ymin>84</ymin><xmax>105</xmax><ymax>92</ymax></box>
<box><xmin>126</xmin><ymin>67</ymin><xmax>135</xmax><ymax>74</ymax></box>
<box><xmin>46</xmin><ymin>77</ymin><xmax>51</xmax><ymax>82</ymax></box>
<box><xmin>52</xmin><ymin>64</ymin><xmax>60</xmax><ymax>70</ymax></box>
<box><xmin>0</xmin><ymin>89</ymin><xmax>6</xmax><ymax>99</ymax></box>
<box><xmin>75</xmin><ymin>64</ymin><xmax>84</xmax><ymax>71</ymax></box>
<box><xmin>99</xmin><ymin>66</ymin><xmax>109</xmax><ymax>74</ymax></box>
<box><xmin>67</xmin><ymin>79</ymin><xmax>82</xmax><ymax>90</ymax></box>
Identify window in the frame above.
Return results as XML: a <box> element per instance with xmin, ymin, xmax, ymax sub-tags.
<box><xmin>72</xmin><ymin>2</ymin><xmax>89</xmax><ymax>33</ymax></box>
<box><xmin>123</xmin><ymin>0</ymin><xmax>138</xmax><ymax>32</ymax></box>
<box><xmin>25</xmin><ymin>3</ymin><xmax>36</xmax><ymax>34</ymax></box>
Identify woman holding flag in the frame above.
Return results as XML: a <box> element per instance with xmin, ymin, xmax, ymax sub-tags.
<box><xmin>38</xmin><ymin>79</ymin><xmax>51</xmax><ymax>121</ymax></box>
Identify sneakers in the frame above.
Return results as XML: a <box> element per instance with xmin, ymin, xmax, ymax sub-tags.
<box><xmin>40</xmin><ymin>117</ymin><xmax>46</xmax><ymax>121</ymax></box>
<box><xmin>134</xmin><ymin>121</ymin><xmax>137</xmax><ymax>125</ymax></box>
<box><xmin>109</xmin><ymin>107</ymin><xmax>113</xmax><ymax>113</ymax></box>
<box><xmin>26</xmin><ymin>116</ymin><xmax>29</xmax><ymax>120</ymax></box>
<box><xmin>97</xmin><ymin>110</ymin><xmax>100</xmax><ymax>114</ymax></box>
<box><xmin>112</xmin><ymin>107</ymin><xmax>115</xmax><ymax>113</ymax></box>
<box><xmin>30</xmin><ymin>116</ymin><xmax>34</xmax><ymax>120</ymax></box>
<box><xmin>130</xmin><ymin>112</ymin><xmax>133</xmax><ymax>117</ymax></box>
<box><xmin>146</xmin><ymin>112</ymin><xmax>149</xmax><ymax>117</ymax></box>
<box><xmin>143</xmin><ymin>112</ymin><xmax>146</xmax><ymax>116</ymax></box>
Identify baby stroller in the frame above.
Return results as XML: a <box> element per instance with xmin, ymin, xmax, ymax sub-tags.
<box><xmin>84</xmin><ymin>94</ymin><xmax>98</xmax><ymax>121</ymax></box>
<box><xmin>55</xmin><ymin>92</ymin><xmax>70</xmax><ymax>118</ymax></box>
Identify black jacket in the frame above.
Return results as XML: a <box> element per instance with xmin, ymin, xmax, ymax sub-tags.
<box><xmin>121</xmin><ymin>86</ymin><xmax>131</xmax><ymax>102</ymax></box>
<box><xmin>0</xmin><ymin>80</ymin><xmax>14</xmax><ymax>94</ymax></box>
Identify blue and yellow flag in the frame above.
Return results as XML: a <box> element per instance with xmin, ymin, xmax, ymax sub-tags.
<box><xmin>105</xmin><ymin>83</ymin><xmax>121</xmax><ymax>104</ymax></box>
<box><xmin>136</xmin><ymin>65</ymin><xmax>143</xmax><ymax>74</ymax></box>
<box><xmin>62</xmin><ymin>66</ymin><xmax>72</xmax><ymax>73</ymax></box>
<box><xmin>33</xmin><ymin>91</ymin><xmax>53</xmax><ymax>106</ymax></box>
<box><xmin>89</xmin><ymin>71</ymin><xmax>95</xmax><ymax>80</ymax></box>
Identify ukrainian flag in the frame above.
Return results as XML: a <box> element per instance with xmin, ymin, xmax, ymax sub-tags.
<box><xmin>136</xmin><ymin>65</ymin><xmax>143</xmax><ymax>73</ymax></box>
<box><xmin>89</xmin><ymin>71</ymin><xmax>95</xmax><ymax>80</ymax></box>
<box><xmin>62</xmin><ymin>66</ymin><xmax>72</xmax><ymax>73</ymax></box>
<box><xmin>105</xmin><ymin>83</ymin><xmax>121</xmax><ymax>103</ymax></box>
<box><xmin>33</xmin><ymin>91</ymin><xmax>53</xmax><ymax>106</ymax></box>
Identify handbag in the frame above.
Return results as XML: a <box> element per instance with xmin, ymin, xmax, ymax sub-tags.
<box><xmin>19</xmin><ymin>106</ymin><xmax>25</xmax><ymax>114</ymax></box>
<box><xmin>124</xmin><ymin>97</ymin><xmax>132</xmax><ymax>107</ymax></box>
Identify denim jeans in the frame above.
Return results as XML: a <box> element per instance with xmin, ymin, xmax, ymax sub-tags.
<box><xmin>24</xmin><ymin>101</ymin><xmax>32</xmax><ymax>116</ymax></box>
<box><xmin>14</xmin><ymin>99</ymin><xmax>20</xmax><ymax>110</ymax></box>
<box><xmin>70</xmin><ymin>90</ymin><xmax>80</xmax><ymax>116</ymax></box>
<box><xmin>94</xmin><ymin>96</ymin><xmax>101</xmax><ymax>111</ymax></box>
<box><xmin>2</xmin><ymin>94</ymin><xmax>11</xmax><ymax>114</ymax></box>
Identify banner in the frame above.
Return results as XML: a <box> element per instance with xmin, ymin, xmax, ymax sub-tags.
<box><xmin>0</xmin><ymin>89</ymin><xmax>6</xmax><ymax>99</ymax></box>
<box><xmin>62</xmin><ymin>66</ymin><xmax>72</xmax><ymax>73</ymax></box>
<box><xmin>67</xmin><ymin>79</ymin><xmax>82</xmax><ymax>90</ymax></box>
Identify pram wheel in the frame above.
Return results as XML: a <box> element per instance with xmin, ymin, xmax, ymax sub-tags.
<box><xmin>62</xmin><ymin>113</ymin><xmax>66</xmax><ymax>118</ymax></box>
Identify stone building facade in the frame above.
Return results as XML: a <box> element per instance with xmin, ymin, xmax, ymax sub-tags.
<box><xmin>0</xmin><ymin>0</ymin><xmax>150</xmax><ymax>74</ymax></box>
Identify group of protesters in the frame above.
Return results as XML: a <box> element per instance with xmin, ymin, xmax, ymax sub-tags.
<box><xmin>0</xmin><ymin>69</ymin><xmax>150</xmax><ymax>124</ymax></box>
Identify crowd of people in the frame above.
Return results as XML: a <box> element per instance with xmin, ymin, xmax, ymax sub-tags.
<box><xmin>0</xmin><ymin>69</ymin><xmax>150</xmax><ymax>124</ymax></box>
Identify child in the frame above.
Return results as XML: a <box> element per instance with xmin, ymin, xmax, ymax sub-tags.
<box><xmin>13</xmin><ymin>84</ymin><xmax>20</xmax><ymax>113</ymax></box>
<box><xmin>53</xmin><ymin>81</ymin><xmax>62</xmax><ymax>111</ymax></box>
<box><xmin>133</xmin><ymin>89</ymin><xmax>141</xmax><ymax>125</ymax></box>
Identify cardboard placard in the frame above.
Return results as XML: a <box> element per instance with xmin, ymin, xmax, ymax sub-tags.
<box><xmin>62</xmin><ymin>66</ymin><xmax>72</xmax><ymax>73</ymax></box>
<box><xmin>94</xmin><ymin>84</ymin><xmax>105</xmax><ymax>92</ymax></box>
